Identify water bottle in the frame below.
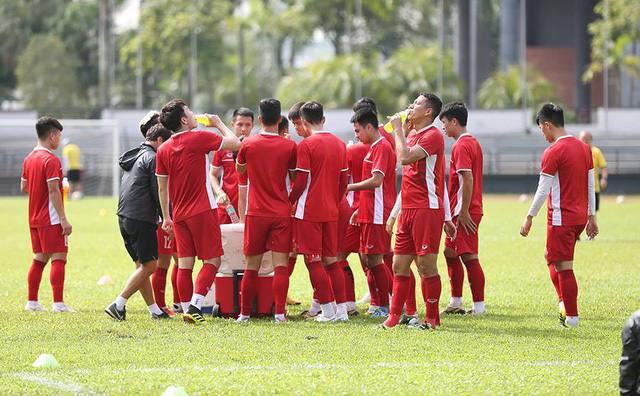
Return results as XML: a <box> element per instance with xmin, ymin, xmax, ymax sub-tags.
<box><xmin>226</xmin><ymin>204</ymin><xmax>240</xmax><ymax>224</ymax></box>
<box><xmin>195</xmin><ymin>114</ymin><xmax>210</xmax><ymax>126</ymax></box>
<box><xmin>382</xmin><ymin>109</ymin><xmax>410</xmax><ymax>133</ymax></box>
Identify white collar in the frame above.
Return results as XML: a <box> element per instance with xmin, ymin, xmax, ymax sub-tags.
<box><xmin>370</xmin><ymin>136</ymin><xmax>384</xmax><ymax>147</ymax></box>
<box><xmin>314</xmin><ymin>130</ymin><xmax>332</xmax><ymax>134</ymax></box>
<box><xmin>33</xmin><ymin>147</ymin><xmax>52</xmax><ymax>153</ymax></box>
<box><xmin>172</xmin><ymin>129</ymin><xmax>195</xmax><ymax>137</ymax></box>
<box><xmin>414</xmin><ymin>123</ymin><xmax>434</xmax><ymax>134</ymax></box>
<box><xmin>260</xmin><ymin>131</ymin><xmax>279</xmax><ymax>136</ymax></box>
<box><xmin>458</xmin><ymin>132</ymin><xmax>472</xmax><ymax>139</ymax></box>
<box><xmin>554</xmin><ymin>135</ymin><xmax>573</xmax><ymax>143</ymax></box>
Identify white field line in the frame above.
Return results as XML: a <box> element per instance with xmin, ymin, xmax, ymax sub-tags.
<box><xmin>11</xmin><ymin>373</ymin><xmax>100</xmax><ymax>395</ymax></box>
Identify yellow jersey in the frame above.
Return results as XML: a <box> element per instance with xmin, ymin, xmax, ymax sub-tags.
<box><xmin>591</xmin><ymin>146</ymin><xmax>607</xmax><ymax>193</ymax></box>
<box><xmin>62</xmin><ymin>144</ymin><xmax>83</xmax><ymax>171</ymax></box>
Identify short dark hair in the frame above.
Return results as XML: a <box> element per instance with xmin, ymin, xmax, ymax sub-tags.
<box><xmin>146</xmin><ymin>124</ymin><xmax>173</xmax><ymax>142</ymax></box>
<box><xmin>350</xmin><ymin>108</ymin><xmax>379</xmax><ymax>129</ymax></box>
<box><xmin>160</xmin><ymin>99</ymin><xmax>187</xmax><ymax>132</ymax></box>
<box><xmin>232</xmin><ymin>107</ymin><xmax>254</xmax><ymax>122</ymax></box>
<box><xmin>420</xmin><ymin>92</ymin><xmax>443</xmax><ymax>119</ymax></box>
<box><xmin>536</xmin><ymin>103</ymin><xmax>564</xmax><ymax>127</ymax></box>
<box><xmin>353</xmin><ymin>97</ymin><xmax>377</xmax><ymax>114</ymax></box>
<box><xmin>301</xmin><ymin>101</ymin><xmax>323</xmax><ymax>125</ymax></box>
<box><xmin>287</xmin><ymin>101</ymin><xmax>305</xmax><ymax>121</ymax></box>
<box><xmin>278</xmin><ymin>116</ymin><xmax>289</xmax><ymax>133</ymax></box>
<box><xmin>35</xmin><ymin>117</ymin><xmax>63</xmax><ymax>139</ymax></box>
<box><xmin>439</xmin><ymin>102</ymin><xmax>468</xmax><ymax>126</ymax></box>
<box><xmin>139</xmin><ymin>110</ymin><xmax>160</xmax><ymax>138</ymax></box>
<box><xmin>259</xmin><ymin>98</ymin><xmax>281</xmax><ymax>126</ymax></box>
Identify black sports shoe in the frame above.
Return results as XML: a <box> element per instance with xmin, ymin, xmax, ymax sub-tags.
<box><xmin>183</xmin><ymin>305</ymin><xmax>206</xmax><ymax>325</ymax></box>
<box><xmin>399</xmin><ymin>314</ymin><xmax>418</xmax><ymax>325</ymax></box>
<box><xmin>408</xmin><ymin>320</ymin><xmax>436</xmax><ymax>331</ymax></box>
<box><xmin>151</xmin><ymin>311</ymin><xmax>171</xmax><ymax>319</ymax></box>
<box><xmin>105</xmin><ymin>303</ymin><xmax>126</xmax><ymax>321</ymax></box>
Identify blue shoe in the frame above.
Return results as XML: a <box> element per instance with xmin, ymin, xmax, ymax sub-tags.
<box><xmin>371</xmin><ymin>307</ymin><xmax>390</xmax><ymax>318</ymax></box>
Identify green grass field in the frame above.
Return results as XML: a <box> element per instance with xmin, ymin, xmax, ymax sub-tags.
<box><xmin>1</xmin><ymin>196</ymin><xmax>638</xmax><ymax>395</ymax></box>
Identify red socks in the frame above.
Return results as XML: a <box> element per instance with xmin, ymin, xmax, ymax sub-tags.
<box><xmin>177</xmin><ymin>268</ymin><xmax>193</xmax><ymax>304</ymax></box>
<box><xmin>326</xmin><ymin>262</ymin><xmax>346</xmax><ymax>304</ymax></box>
<box><xmin>446</xmin><ymin>256</ymin><xmax>464</xmax><ymax>299</ymax></box>
<box><xmin>50</xmin><ymin>260</ymin><xmax>66</xmax><ymax>303</ymax></box>
<box><xmin>27</xmin><ymin>259</ymin><xmax>47</xmax><ymax>301</ymax></box>
<box><xmin>548</xmin><ymin>262</ymin><xmax>562</xmax><ymax>302</ymax></box>
<box><xmin>385</xmin><ymin>275</ymin><xmax>410</xmax><ymax>327</ymax></box>
<box><xmin>171</xmin><ymin>264</ymin><xmax>180</xmax><ymax>305</ymax></box>
<box><xmin>152</xmin><ymin>267</ymin><xmax>168</xmax><ymax>308</ymax></box>
<box><xmin>287</xmin><ymin>256</ymin><xmax>297</xmax><ymax>276</ymax></box>
<box><xmin>240</xmin><ymin>269</ymin><xmax>259</xmax><ymax>316</ymax></box>
<box><xmin>558</xmin><ymin>269</ymin><xmax>578</xmax><ymax>316</ymax></box>
<box><xmin>371</xmin><ymin>264</ymin><xmax>390</xmax><ymax>307</ymax></box>
<box><xmin>421</xmin><ymin>275</ymin><xmax>441</xmax><ymax>327</ymax></box>
<box><xmin>464</xmin><ymin>259</ymin><xmax>485</xmax><ymax>302</ymax></box>
<box><xmin>365</xmin><ymin>267</ymin><xmax>380</xmax><ymax>306</ymax></box>
<box><xmin>273</xmin><ymin>266</ymin><xmax>289</xmax><ymax>315</ymax></box>
<box><xmin>305</xmin><ymin>258</ymin><xmax>333</xmax><ymax>304</ymax></box>
<box><xmin>194</xmin><ymin>263</ymin><xmax>218</xmax><ymax>296</ymax></box>
<box><xmin>405</xmin><ymin>271</ymin><xmax>417</xmax><ymax>316</ymax></box>
<box><xmin>339</xmin><ymin>260</ymin><xmax>356</xmax><ymax>303</ymax></box>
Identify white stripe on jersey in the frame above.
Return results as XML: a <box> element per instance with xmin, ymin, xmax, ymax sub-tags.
<box><xmin>204</xmin><ymin>153</ymin><xmax>218</xmax><ymax>210</ymax></box>
<box><xmin>454</xmin><ymin>172</ymin><xmax>463</xmax><ymax>216</ymax></box>
<box><xmin>425</xmin><ymin>154</ymin><xmax>439</xmax><ymax>209</ymax></box>
<box><xmin>346</xmin><ymin>174</ymin><xmax>354</xmax><ymax>206</ymax></box>
<box><xmin>294</xmin><ymin>174</ymin><xmax>312</xmax><ymax>219</ymax></box>
<box><xmin>551</xmin><ymin>172</ymin><xmax>562</xmax><ymax>226</ymax></box>
<box><xmin>373</xmin><ymin>183</ymin><xmax>384</xmax><ymax>225</ymax></box>
<box><xmin>48</xmin><ymin>197</ymin><xmax>60</xmax><ymax>225</ymax></box>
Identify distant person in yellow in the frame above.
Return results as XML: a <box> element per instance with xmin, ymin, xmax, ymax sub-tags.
<box><xmin>61</xmin><ymin>139</ymin><xmax>84</xmax><ymax>199</ymax></box>
<box><xmin>579</xmin><ymin>131</ymin><xmax>607</xmax><ymax>211</ymax></box>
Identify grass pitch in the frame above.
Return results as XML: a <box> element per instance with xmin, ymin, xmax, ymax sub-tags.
<box><xmin>1</xmin><ymin>196</ymin><xmax>638</xmax><ymax>395</ymax></box>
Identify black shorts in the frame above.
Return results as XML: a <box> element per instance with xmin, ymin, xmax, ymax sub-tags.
<box><xmin>595</xmin><ymin>192</ymin><xmax>600</xmax><ymax>211</ymax></box>
<box><xmin>118</xmin><ymin>216</ymin><xmax>158</xmax><ymax>264</ymax></box>
<box><xmin>67</xmin><ymin>169</ymin><xmax>81</xmax><ymax>183</ymax></box>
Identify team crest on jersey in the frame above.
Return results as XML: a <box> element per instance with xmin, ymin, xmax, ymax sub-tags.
<box><xmin>421</xmin><ymin>244</ymin><xmax>428</xmax><ymax>250</ymax></box>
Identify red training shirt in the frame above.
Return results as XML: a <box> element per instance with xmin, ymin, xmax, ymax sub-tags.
<box><xmin>357</xmin><ymin>137</ymin><xmax>397</xmax><ymax>225</ymax></box>
<box><xmin>448</xmin><ymin>133</ymin><xmax>483</xmax><ymax>216</ymax></box>
<box><xmin>22</xmin><ymin>147</ymin><xmax>64</xmax><ymax>228</ymax></box>
<box><xmin>211</xmin><ymin>150</ymin><xmax>239</xmax><ymax>209</ymax></box>
<box><xmin>346</xmin><ymin>142</ymin><xmax>368</xmax><ymax>208</ymax></box>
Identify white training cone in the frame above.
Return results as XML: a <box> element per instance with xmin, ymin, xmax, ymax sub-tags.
<box><xmin>32</xmin><ymin>354</ymin><xmax>59</xmax><ymax>368</ymax></box>
<box><xmin>162</xmin><ymin>386</ymin><xmax>188</xmax><ymax>396</ymax></box>
<box><xmin>97</xmin><ymin>275</ymin><xmax>115</xmax><ymax>285</ymax></box>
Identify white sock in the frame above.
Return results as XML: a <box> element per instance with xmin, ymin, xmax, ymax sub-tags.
<box><xmin>336</xmin><ymin>303</ymin><xmax>347</xmax><ymax>317</ymax></box>
<box><xmin>115</xmin><ymin>296</ymin><xmax>128</xmax><ymax>311</ymax></box>
<box><xmin>565</xmin><ymin>316</ymin><xmax>579</xmax><ymax>327</ymax></box>
<box><xmin>559</xmin><ymin>301</ymin><xmax>565</xmax><ymax>312</ymax></box>
<box><xmin>308</xmin><ymin>299</ymin><xmax>321</xmax><ymax>315</ymax></box>
<box><xmin>346</xmin><ymin>301</ymin><xmax>356</xmax><ymax>311</ymax></box>
<box><xmin>147</xmin><ymin>303</ymin><xmax>163</xmax><ymax>315</ymax></box>
<box><xmin>320</xmin><ymin>302</ymin><xmax>336</xmax><ymax>318</ymax></box>
<box><xmin>53</xmin><ymin>302</ymin><xmax>67</xmax><ymax>310</ymax></box>
<box><xmin>237</xmin><ymin>314</ymin><xmax>250</xmax><ymax>322</ymax></box>
<box><xmin>473</xmin><ymin>301</ymin><xmax>486</xmax><ymax>314</ymax></box>
<box><xmin>450</xmin><ymin>297</ymin><xmax>463</xmax><ymax>307</ymax></box>
<box><xmin>181</xmin><ymin>302</ymin><xmax>190</xmax><ymax>313</ymax></box>
<box><xmin>27</xmin><ymin>301</ymin><xmax>39</xmax><ymax>307</ymax></box>
<box><xmin>275</xmin><ymin>313</ymin><xmax>286</xmax><ymax>321</ymax></box>
<box><xmin>190</xmin><ymin>293</ymin><xmax>205</xmax><ymax>309</ymax></box>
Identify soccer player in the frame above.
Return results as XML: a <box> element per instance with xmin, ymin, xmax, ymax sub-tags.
<box><xmin>156</xmin><ymin>99</ymin><xmax>242</xmax><ymax>324</ymax></box>
<box><xmin>520</xmin><ymin>103</ymin><xmax>598</xmax><ymax>328</ymax></box>
<box><xmin>61</xmin><ymin>139</ymin><xmax>83</xmax><ymax>199</ymax></box>
<box><xmin>289</xmin><ymin>101</ymin><xmax>350</xmax><ymax>322</ymax></box>
<box><xmin>235</xmin><ymin>99</ymin><xmax>297</xmax><ymax>323</ymax></box>
<box><xmin>210</xmin><ymin>107</ymin><xmax>254</xmax><ymax>224</ymax></box>
<box><xmin>346</xmin><ymin>108</ymin><xmax>397</xmax><ymax>318</ymax></box>
<box><xmin>278</xmin><ymin>116</ymin><xmax>290</xmax><ymax>138</ymax></box>
<box><xmin>579</xmin><ymin>131</ymin><xmax>608</xmax><ymax>211</ymax></box>
<box><xmin>439</xmin><ymin>102</ymin><xmax>486</xmax><ymax>315</ymax></box>
<box><xmin>21</xmin><ymin>117</ymin><xmax>74</xmax><ymax>313</ymax></box>
<box><xmin>105</xmin><ymin>124</ymin><xmax>174</xmax><ymax>320</ymax></box>
<box><xmin>382</xmin><ymin>92</ymin><xmax>455</xmax><ymax>330</ymax></box>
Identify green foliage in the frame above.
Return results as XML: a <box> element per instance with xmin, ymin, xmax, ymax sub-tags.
<box><xmin>477</xmin><ymin>65</ymin><xmax>559</xmax><ymax>109</ymax></box>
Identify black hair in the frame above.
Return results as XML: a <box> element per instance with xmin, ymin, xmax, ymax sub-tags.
<box><xmin>139</xmin><ymin>111</ymin><xmax>160</xmax><ymax>138</ymax></box>
<box><xmin>535</xmin><ymin>103</ymin><xmax>564</xmax><ymax>127</ymax></box>
<box><xmin>419</xmin><ymin>92</ymin><xmax>443</xmax><ymax>119</ymax></box>
<box><xmin>287</xmin><ymin>101</ymin><xmax>305</xmax><ymax>121</ymax></box>
<box><xmin>350</xmin><ymin>108</ymin><xmax>379</xmax><ymax>129</ymax></box>
<box><xmin>352</xmin><ymin>97</ymin><xmax>378</xmax><ymax>114</ymax></box>
<box><xmin>160</xmin><ymin>99</ymin><xmax>187</xmax><ymax>132</ymax></box>
<box><xmin>232</xmin><ymin>107</ymin><xmax>254</xmax><ymax>122</ymax></box>
<box><xmin>35</xmin><ymin>117</ymin><xmax>63</xmax><ymax>139</ymax></box>
<box><xmin>278</xmin><ymin>116</ymin><xmax>289</xmax><ymax>133</ymax></box>
<box><xmin>439</xmin><ymin>102</ymin><xmax>468</xmax><ymax>126</ymax></box>
<box><xmin>146</xmin><ymin>124</ymin><xmax>173</xmax><ymax>142</ymax></box>
<box><xmin>259</xmin><ymin>98</ymin><xmax>281</xmax><ymax>126</ymax></box>
<box><xmin>300</xmin><ymin>101</ymin><xmax>323</xmax><ymax>125</ymax></box>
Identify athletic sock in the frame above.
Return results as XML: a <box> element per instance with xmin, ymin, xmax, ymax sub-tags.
<box><xmin>464</xmin><ymin>258</ymin><xmax>485</xmax><ymax>303</ymax></box>
<box><xmin>147</xmin><ymin>303</ymin><xmax>163</xmax><ymax>315</ymax></box>
<box><xmin>152</xmin><ymin>267</ymin><xmax>168</xmax><ymax>308</ymax></box>
<box><xmin>558</xmin><ymin>269</ymin><xmax>578</xmax><ymax>317</ymax></box>
<box><xmin>275</xmin><ymin>313</ymin><xmax>286</xmax><ymax>321</ymax></box>
<box><xmin>194</xmin><ymin>263</ymin><xmax>218</xmax><ymax>296</ymax></box>
<box><xmin>446</xmin><ymin>256</ymin><xmax>464</xmax><ymax>301</ymax></box>
<box><xmin>240</xmin><ymin>269</ymin><xmax>259</xmax><ymax>316</ymax></box>
<box><xmin>287</xmin><ymin>256</ymin><xmax>297</xmax><ymax>277</ymax></box>
<box><xmin>50</xmin><ymin>259</ymin><xmax>66</xmax><ymax>303</ymax></box>
<box><xmin>171</xmin><ymin>263</ymin><xmax>180</xmax><ymax>305</ymax></box>
<box><xmin>177</xmin><ymin>268</ymin><xmax>194</xmax><ymax>308</ymax></box>
<box><xmin>473</xmin><ymin>301</ymin><xmax>486</xmax><ymax>314</ymax></box>
<box><xmin>305</xmin><ymin>259</ymin><xmax>333</xmax><ymax>304</ymax></box>
<box><xmin>382</xmin><ymin>253</ymin><xmax>394</xmax><ymax>297</ymax></box>
<box><xmin>421</xmin><ymin>275</ymin><xmax>441</xmax><ymax>327</ymax></box>
<box><xmin>320</xmin><ymin>302</ymin><xmax>336</xmax><ymax>318</ymax></box>
<box><xmin>405</xmin><ymin>271</ymin><xmax>417</xmax><ymax>316</ymax></box>
<box><xmin>115</xmin><ymin>295</ymin><xmax>128</xmax><ymax>311</ymax></box>
<box><xmin>190</xmin><ymin>293</ymin><xmax>206</xmax><ymax>310</ymax></box>
<box><xmin>548</xmin><ymin>262</ymin><xmax>563</xmax><ymax>302</ymax></box>
<box><xmin>336</xmin><ymin>302</ymin><xmax>348</xmax><ymax>318</ymax></box>
<box><xmin>565</xmin><ymin>316</ymin><xmax>579</xmax><ymax>327</ymax></box>
<box><xmin>27</xmin><ymin>259</ymin><xmax>47</xmax><ymax>302</ymax></box>
<box><xmin>326</xmin><ymin>262</ymin><xmax>346</xmax><ymax>304</ymax></box>
<box><xmin>339</xmin><ymin>260</ymin><xmax>356</xmax><ymax>304</ymax></box>
<box><xmin>273</xmin><ymin>266</ymin><xmax>289</xmax><ymax>315</ymax></box>
<box><xmin>385</xmin><ymin>275</ymin><xmax>410</xmax><ymax>327</ymax></box>
<box><xmin>308</xmin><ymin>299</ymin><xmax>321</xmax><ymax>315</ymax></box>
<box><xmin>371</xmin><ymin>264</ymin><xmax>390</xmax><ymax>307</ymax></box>
<box><xmin>449</xmin><ymin>297</ymin><xmax>463</xmax><ymax>307</ymax></box>
<box><xmin>365</xmin><ymin>267</ymin><xmax>380</xmax><ymax>306</ymax></box>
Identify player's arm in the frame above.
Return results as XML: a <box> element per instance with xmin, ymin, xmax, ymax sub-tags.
<box><xmin>237</xmin><ymin>185</ymin><xmax>247</xmax><ymax>223</ymax></box>
<box><xmin>389</xmin><ymin>114</ymin><xmax>425</xmax><ymax>165</ymax></box>
<box><xmin>586</xmin><ymin>168</ymin><xmax>599</xmax><ymax>240</ymax></box>
<box><xmin>443</xmin><ymin>184</ymin><xmax>456</xmax><ymax>240</ymax></box>
<box><xmin>20</xmin><ymin>178</ymin><xmax>28</xmax><ymax>194</ymax></box>
<box><xmin>457</xmin><ymin>170</ymin><xmax>477</xmax><ymax>235</ymax></box>
<box><xmin>347</xmin><ymin>171</ymin><xmax>384</xmax><ymax>191</ymax></box>
<box><xmin>47</xmin><ymin>179</ymin><xmax>72</xmax><ymax>236</ymax></box>
<box><xmin>520</xmin><ymin>173</ymin><xmax>553</xmax><ymax>237</ymax></box>
<box><xmin>209</xmin><ymin>167</ymin><xmax>229</xmax><ymax>206</ymax></box>
<box><xmin>338</xmin><ymin>169</ymin><xmax>349</xmax><ymax>200</ymax></box>
<box><xmin>206</xmin><ymin>114</ymin><xmax>241</xmax><ymax>151</ymax></box>
<box><xmin>289</xmin><ymin>170</ymin><xmax>308</xmax><ymax>204</ymax></box>
<box><xmin>157</xmin><ymin>176</ymin><xmax>173</xmax><ymax>234</ymax></box>
<box><xmin>600</xmin><ymin>166</ymin><xmax>608</xmax><ymax>190</ymax></box>
<box><xmin>386</xmin><ymin>193</ymin><xmax>402</xmax><ymax>235</ymax></box>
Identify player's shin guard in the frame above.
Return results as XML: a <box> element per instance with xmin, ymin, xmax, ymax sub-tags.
<box><xmin>177</xmin><ymin>268</ymin><xmax>194</xmax><ymax>306</ymax></box>
<box><xmin>287</xmin><ymin>256</ymin><xmax>297</xmax><ymax>277</ymax></box>
<box><xmin>464</xmin><ymin>259</ymin><xmax>485</xmax><ymax>303</ymax></box>
<box><xmin>152</xmin><ymin>267</ymin><xmax>168</xmax><ymax>308</ymax></box>
<box><xmin>305</xmin><ymin>259</ymin><xmax>333</xmax><ymax>304</ymax></box>
<box><xmin>240</xmin><ymin>269</ymin><xmax>259</xmax><ymax>316</ymax></box>
<box><xmin>558</xmin><ymin>269</ymin><xmax>578</xmax><ymax>317</ymax></box>
<box><xmin>50</xmin><ymin>260</ymin><xmax>66</xmax><ymax>303</ymax></box>
<box><xmin>340</xmin><ymin>260</ymin><xmax>356</xmax><ymax>303</ymax></box>
<box><xmin>548</xmin><ymin>262</ymin><xmax>563</xmax><ymax>302</ymax></box>
<box><xmin>326</xmin><ymin>262</ymin><xmax>347</xmax><ymax>304</ymax></box>
<box><xmin>405</xmin><ymin>271</ymin><xmax>417</xmax><ymax>316</ymax></box>
<box><xmin>371</xmin><ymin>264</ymin><xmax>390</xmax><ymax>307</ymax></box>
<box><xmin>446</xmin><ymin>256</ymin><xmax>464</xmax><ymax>299</ymax></box>
<box><xmin>421</xmin><ymin>275</ymin><xmax>441</xmax><ymax>327</ymax></box>
<box><xmin>385</xmin><ymin>275</ymin><xmax>410</xmax><ymax>327</ymax></box>
<box><xmin>273</xmin><ymin>266</ymin><xmax>289</xmax><ymax>315</ymax></box>
<box><xmin>27</xmin><ymin>259</ymin><xmax>47</xmax><ymax>301</ymax></box>
<box><xmin>171</xmin><ymin>263</ymin><xmax>180</xmax><ymax>305</ymax></box>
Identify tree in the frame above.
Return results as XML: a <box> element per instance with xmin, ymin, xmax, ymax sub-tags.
<box><xmin>477</xmin><ymin>65</ymin><xmax>558</xmax><ymax>109</ymax></box>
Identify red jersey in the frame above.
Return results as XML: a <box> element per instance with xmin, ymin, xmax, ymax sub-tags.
<box><xmin>21</xmin><ymin>148</ymin><xmax>64</xmax><ymax>228</ymax></box>
<box><xmin>156</xmin><ymin>130</ymin><xmax>223</xmax><ymax>222</ymax></box>
<box><xmin>448</xmin><ymin>133</ymin><xmax>483</xmax><ymax>216</ymax></box>
<box><xmin>357</xmin><ymin>137</ymin><xmax>397</xmax><ymax>225</ymax></box>
<box><xmin>236</xmin><ymin>132</ymin><xmax>297</xmax><ymax>218</ymax></box>
<box><xmin>540</xmin><ymin>135</ymin><xmax>593</xmax><ymax>226</ymax></box>
<box><xmin>346</xmin><ymin>143</ymin><xmax>368</xmax><ymax>208</ymax></box>
<box><xmin>294</xmin><ymin>131</ymin><xmax>348</xmax><ymax>222</ymax></box>
<box><xmin>378</xmin><ymin>125</ymin><xmax>397</xmax><ymax>151</ymax></box>
<box><xmin>401</xmin><ymin>125</ymin><xmax>446</xmax><ymax>210</ymax></box>
<box><xmin>211</xmin><ymin>150</ymin><xmax>239</xmax><ymax>208</ymax></box>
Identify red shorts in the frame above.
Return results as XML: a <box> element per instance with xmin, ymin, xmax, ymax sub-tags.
<box><xmin>30</xmin><ymin>225</ymin><xmax>68</xmax><ymax>254</ymax></box>
<box><xmin>157</xmin><ymin>226</ymin><xmax>175</xmax><ymax>256</ymax></box>
<box><xmin>217</xmin><ymin>206</ymin><xmax>231</xmax><ymax>225</ymax></box>
<box><xmin>337</xmin><ymin>200</ymin><xmax>359</xmax><ymax>253</ymax></box>
<box><xmin>394</xmin><ymin>208</ymin><xmax>444</xmax><ymax>256</ymax></box>
<box><xmin>295</xmin><ymin>219</ymin><xmax>338</xmax><ymax>257</ymax></box>
<box><xmin>444</xmin><ymin>214</ymin><xmax>483</xmax><ymax>255</ymax></box>
<box><xmin>360</xmin><ymin>223</ymin><xmax>391</xmax><ymax>255</ymax></box>
<box><xmin>244</xmin><ymin>215</ymin><xmax>292</xmax><ymax>255</ymax></box>
<box><xmin>174</xmin><ymin>210</ymin><xmax>223</xmax><ymax>260</ymax></box>
<box><xmin>546</xmin><ymin>223</ymin><xmax>586</xmax><ymax>262</ymax></box>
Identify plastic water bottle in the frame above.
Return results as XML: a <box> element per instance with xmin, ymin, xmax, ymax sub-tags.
<box><xmin>226</xmin><ymin>204</ymin><xmax>240</xmax><ymax>224</ymax></box>
<box><xmin>382</xmin><ymin>109</ymin><xmax>410</xmax><ymax>133</ymax></box>
<box><xmin>195</xmin><ymin>114</ymin><xmax>210</xmax><ymax>126</ymax></box>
